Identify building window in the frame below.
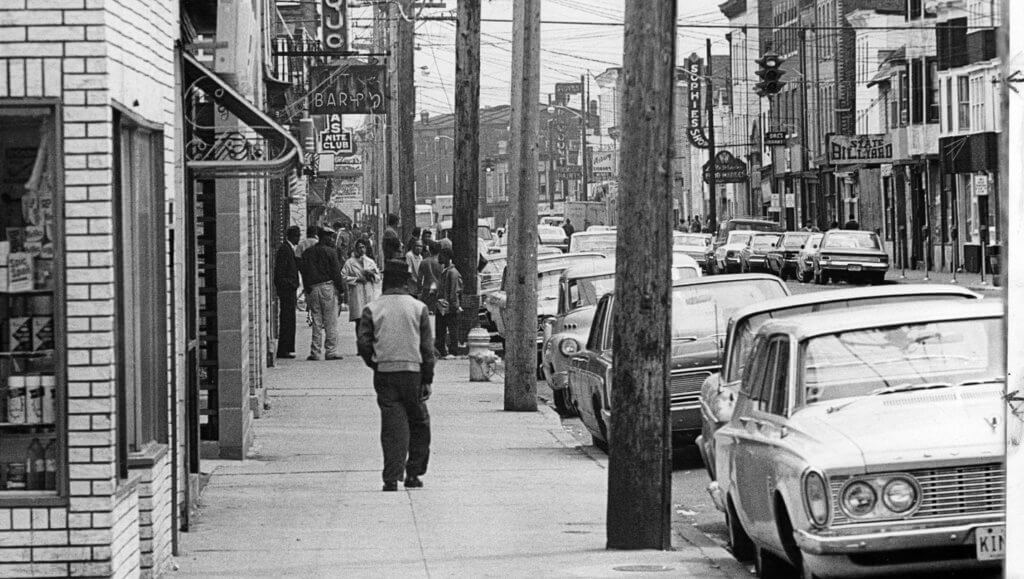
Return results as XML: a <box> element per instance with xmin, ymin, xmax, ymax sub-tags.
<box><xmin>945</xmin><ymin>77</ymin><xmax>953</xmax><ymax>131</ymax></box>
<box><xmin>898</xmin><ymin>71</ymin><xmax>909</xmax><ymax>127</ymax></box>
<box><xmin>926</xmin><ymin>58</ymin><xmax>940</xmax><ymax>123</ymax></box>
<box><xmin>967</xmin><ymin>0</ymin><xmax>997</xmax><ymax>28</ymax></box>
<box><xmin>970</xmin><ymin>74</ymin><xmax>986</xmax><ymax>131</ymax></box>
<box><xmin>911</xmin><ymin>59</ymin><xmax>924</xmax><ymax>125</ymax></box>
<box><xmin>957</xmin><ymin>75</ymin><xmax>971</xmax><ymax>130</ymax></box>
<box><xmin>113</xmin><ymin>106</ymin><xmax>168</xmax><ymax>477</ymax></box>
<box><xmin>909</xmin><ymin>0</ymin><xmax>922</xmax><ymax>20</ymax></box>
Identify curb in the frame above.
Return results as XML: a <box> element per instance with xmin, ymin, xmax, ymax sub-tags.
<box><xmin>673</xmin><ymin>524</ymin><xmax>753</xmax><ymax>579</ymax></box>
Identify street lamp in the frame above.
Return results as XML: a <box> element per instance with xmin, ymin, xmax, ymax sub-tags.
<box><xmin>546</xmin><ymin>104</ymin><xmax>589</xmax><ymax>201</ymax></box>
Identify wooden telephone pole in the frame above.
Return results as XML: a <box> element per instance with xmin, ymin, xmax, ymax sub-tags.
<box><xmin>607</xmin><ymin>0</ymin><xmax>676</xmax><ymax>550</ymax></box>
<box><xmin>504</xmin><ymin>0</ymin><xmax>540</xmax><ymax>412</ymax></box>
<box><xmin>393</xmin><ymin>0</ymin><xmax>416</xmax><ymax>241</ymax></box>
<box><xmin>452</xmin><ymin>0</ymin><xmax>481</xmax><ymax>295</ymax></box>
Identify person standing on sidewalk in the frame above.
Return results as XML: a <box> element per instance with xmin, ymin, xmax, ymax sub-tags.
<box><xmin>342</xmin><ymin>238</ymin><xmax>381</xmax><ymax>339</ymax></box>
<box><xmin>405</xmin><ymin>238</ymin><xmax>424</xmax><ymax>295</ymax></box>
<box><xmin>299</xmin><ymin>227</ymin><xmax>346</xmax><ymax>361</ymax></box>
<box><xmin>274</xmin><ymin>226</ymin><xmax>301</xmax><ymax>359</ymax></box>
<box><xmin>435</xmin><ymin>247</ymin><xmax>462</xmax><ymax>359</ymax></box>
<box><xmin>357</xmin><ymin>261</ymin><xmax>434</xmax><ymax>492</ymax></box>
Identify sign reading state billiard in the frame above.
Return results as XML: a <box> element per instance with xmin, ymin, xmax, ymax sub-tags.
<box><xmin>827</xmin><ymin>134</ymin><xmax>893</xmax><ymax>164</ymax></box>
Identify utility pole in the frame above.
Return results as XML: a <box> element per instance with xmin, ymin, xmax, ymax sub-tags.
<box><xmin>607</xmin><ymin>0</ymin><xmax>676</xmax><ymax>550</ymax></box>
<box><xmin>706</xmin><ymin>39</ymin><xmax>717</xmax><ymax>231</ymax></box>
<box><xmin>579</xmin><ymin>73</ymin><xmax>588</xmax><ymax>202</ymax></box>
<box><xmin>452</xmin><ymin>0</ymin><xmax>481</xmax><ymax>297</ymax></box>
<box><xmin>504</xmin><ymin>0</ymin><xmax>540</xmax><ymax>411</ymax></box>
<box><xmin>393</xmin><ymin>0</ymin><xmax>416</xmax><ymax>241</ymax></box>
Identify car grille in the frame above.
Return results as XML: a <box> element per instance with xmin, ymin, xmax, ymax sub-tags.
<box><xmin>670</xmin><ymin>371</ymin><xmax>710</xmax><ymax>410</ymax></box>
<box><xmin>829</xmin><ymin>463</ymin><xmax>1005</xmax><ymax>526</ymax></box>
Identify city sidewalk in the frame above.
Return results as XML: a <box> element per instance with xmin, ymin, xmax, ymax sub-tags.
<box><xmin>171</xmin><ymin>321</ymin><xmax>746</xmax><ymax>578</ymax></box>
<box><xmin>883</xmin><ymin>266</ymin><xmax>1003</xmax><ymax>294</ymax></box>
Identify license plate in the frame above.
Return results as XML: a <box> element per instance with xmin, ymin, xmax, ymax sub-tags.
<box><xmin>976</xmin><ymin>525</ymin><xmax>1005</xmax><ymax>560</ymax></box>
<box><xmin>848</xmin><ymin>264</ymin><xmax>863</xmax><ymax>272</ymax></box>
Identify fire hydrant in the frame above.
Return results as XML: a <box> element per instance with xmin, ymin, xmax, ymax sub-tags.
<box><xmin>467</xmin><ymin>327</ymin><xmax>496</xmax><ymax>382</ymax></box>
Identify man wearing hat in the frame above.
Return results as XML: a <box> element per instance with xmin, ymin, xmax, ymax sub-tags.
<box><xmin>357</xmin><ymin>260</ymin><xmax>435</xmax><ymax>491</ymax></box>
<box><xmin>274</xmin><ymin>226</ymin><xmax>302</xmax><ymax>358</ymax></box>
<box><xmin>299</xmin><ymin>226</ymin><xmax>347</xmax><ymax>361</ymax></box>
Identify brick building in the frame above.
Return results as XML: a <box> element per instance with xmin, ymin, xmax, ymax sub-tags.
<box><xmin>0</xmin><ymin>1</ymin><xmax>305</xmax><ymax>576</ymax></box>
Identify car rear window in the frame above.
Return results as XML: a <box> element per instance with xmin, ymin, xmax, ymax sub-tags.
<box><xmin>823</xmin><ymin>232</ymin><xmax>880</xmax><ymax>250</ymax></box>
<box><xmin>671</xmin><ymin>280</ymin><xmax>787</xmax><ymax>343</ymax></box>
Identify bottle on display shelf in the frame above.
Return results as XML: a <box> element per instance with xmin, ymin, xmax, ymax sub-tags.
<box><xmin>26</xmin><ymin>374</ymin><xmax>43</xmax><ymax>424</ymax></box>
<box><xmin>6</xmin><ymin>462</ymin><xmax>26</xmax><ymax>490</ymax></box>
<box><xmin>26</xmin><ymin>437</ymin><xmax>44</xmax><ymax>490</ymax></box>
<box><xmin>44</xmin><ymin>439</ymin><xmax>57</xmax><ymax>490</ymax></box>
<box><xmin>41</xmin><ymin>375</ymin><xmax>55</xmax><ymax>424</ymax></box>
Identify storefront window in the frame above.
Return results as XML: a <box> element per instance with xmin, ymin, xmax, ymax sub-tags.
<box><xmin>0</xmin><ymin>102</ymin><xmax>64</xmax><ymax>498</ymax></box>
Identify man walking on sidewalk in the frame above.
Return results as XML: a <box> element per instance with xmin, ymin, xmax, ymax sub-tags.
<box><xmin>274</xmin><ymin>226</ymin><xmax>301</xmax><ymax>359</ymax></box>
<box><xmin>435</xmin><ymin>247</ymin><xmax>462</xmax><ymax>359</ymax></box>
<box><xmin>357</xmin><ymin>261</ymin><xmax>435</xmax><ymax>492</ymax></box>
<box><xmin>299</xmin><ymin>227</ymin><xmax>346</xmax><ymax>361</ymax></box>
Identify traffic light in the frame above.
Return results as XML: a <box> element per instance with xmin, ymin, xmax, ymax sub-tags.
<box><xmin>754</xmin><ymin>53</ymin><xmax>786</xmax><ymax>97</ymax></box>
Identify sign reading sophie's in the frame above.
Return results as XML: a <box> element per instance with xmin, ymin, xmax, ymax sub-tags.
<box><xmin>827</xmin><ymin>134</ymin><xmax>893</xmax><ymax>165</ymax></box>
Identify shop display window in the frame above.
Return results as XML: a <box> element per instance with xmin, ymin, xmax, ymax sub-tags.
<box><xmin>0</xmin><ymin>101</ymin><xmax>64</xmax><ymax>501</ymax></box>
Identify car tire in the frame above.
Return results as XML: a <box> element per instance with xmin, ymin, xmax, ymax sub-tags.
<box><xmin>553</xmin><ymin>388</ymin><xmax>576</xmax><ymax>417</ymax></box>
<box><xmin>726</xmin><ymin>498</ymin><xmax>755</xmax><ymax>563</ymax></box>
<box><xmin>870</xmin><ymin>272</ymin><xmax>885</xmax><ymax>285</ymax></box>
<box><xmin>755</xmin><ymin>546</ymin><xmax>793</xmax><ymax>579</ymax></box>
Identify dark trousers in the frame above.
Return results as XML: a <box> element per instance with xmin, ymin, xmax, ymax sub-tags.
<box><xmin>374</xmin><ymin>371</ymin><xmax>431</xmax><ymax>483</ymax></box>
<box><xmin>435</xmin><ymin>312</ymin><xmax>457</xmax><ymax>356</ymax></box>
<box><xmin>276</xmin><ymin>290</ymin><xmax>296</xmax><ymax>356</ymax></box>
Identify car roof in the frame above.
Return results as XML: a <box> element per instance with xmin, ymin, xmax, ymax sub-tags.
<box><xmin>572</xmin><ymin>230</ymin><xmax>616</xmax><ymax>238</ymax></box>
<box><xmin>562</xmin><ymin>259</ymin><xmax>617</xmax><ymax>279</ymax></box>
<box><xmin>725</xmin><ymin>218</ymin><xmax>778</xmax><ymax>225</ymax></box>
<box><xmin>729</xmin><ymin>284</ymin><xmax>980</xmax><ymax>326</ymax></box>
<box><xmin>756</xmin><ymin>298</ymin><xmax>1003</xmax><ymax>341</ymax></box>
<box><xmin>671</xmin><ymin>272</ymin><xmax>780</xmax><ymax>289</ymax></box>
<box><xmin>537</xmin><ymin>253</ymin><xmax>606</xmax><ymax>274</ymax></box>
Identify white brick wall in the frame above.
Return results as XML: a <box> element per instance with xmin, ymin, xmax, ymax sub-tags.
<box><xmin>0</xmin><ymin>0</ymin><xmax>181</xmax><ymax>577</ymax></box>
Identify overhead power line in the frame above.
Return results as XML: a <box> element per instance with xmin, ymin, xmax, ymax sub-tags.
<box><xmin>405</xmin><ymin>16</ymin><xmax>998</xmax><ymax>31</ymax></box>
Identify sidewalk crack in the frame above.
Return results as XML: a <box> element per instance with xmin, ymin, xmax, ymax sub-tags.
<box><xmin>408</xmin><ymin>494</ymin><xmax>432</xmax><ymax>578</ymax></box>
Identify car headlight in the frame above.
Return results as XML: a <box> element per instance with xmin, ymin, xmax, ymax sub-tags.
<box><xmin>841</xmin><ymin>481</ymin><xmax>876</xmax><ymax>517</ymax></box>
<box><xmin>803</xmin><ymin>471</ymin><xmax>829</xmax><ymax>526</ymax></box>
<box><xmin>560</xmin><ymin>338</ymin><xmax>580</xmax><ymax>357</ymax></box>
<box><xmin>882</xmin><ymin>478</ymin><xmax>917</xmax><ymax>513</ymax></box>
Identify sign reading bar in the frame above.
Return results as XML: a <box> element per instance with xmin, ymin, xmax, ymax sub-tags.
<box><xmin>685</xmin><ymin>54</ymin><xmax>709</xmax><ymax>149</ymax></box>
<box><xmin>702</xmin><ymin>150</ymin><xmax>748</xmax><ymax>184</ymax></box>
<box><xmin>322</xmin><ymin>0</ymin><xmax>348</xmax><ymax>53</ymax></box>
<box><xmin>764</xmin><ymin>130</ymin><xmax>788</xmax><ymax>147</ymax></box>
<box><xmin>310</xmin><ymin>64</ymin><xmax>387</xmax><ymax>115</ymax></box>
<box><xmin>827</xmin><ymin>134</ymin><xmax>893</xmax><ymax>165</ymax></box>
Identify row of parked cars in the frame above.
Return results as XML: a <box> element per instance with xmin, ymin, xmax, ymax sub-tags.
<box><xmin>534</xmin><ymin>256</ymin><xmax>1003</xmax><ymax>577</ymax></box>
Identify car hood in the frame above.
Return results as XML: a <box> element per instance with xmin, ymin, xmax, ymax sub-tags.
<box><xmin>792</xmin><ymin>385</ymin><xmax>1004</xmax><ymax>472</ymax></box>
<box><xmin>553</xmin><ymin>305</ymin><xmax>596</xmax><ymax>337</ymax></box>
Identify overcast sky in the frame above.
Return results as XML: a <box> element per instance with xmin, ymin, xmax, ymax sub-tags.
<box><xmin>368</xmin><ymin>0</ymin><xmax>730</xmax><ymax>116</ymax></box>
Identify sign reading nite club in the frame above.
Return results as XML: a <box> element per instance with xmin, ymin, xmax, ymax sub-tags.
<box><xmin>827</xmin><ymin>134</ymin><xmax>894</xmax><ymax>164</ymax></box>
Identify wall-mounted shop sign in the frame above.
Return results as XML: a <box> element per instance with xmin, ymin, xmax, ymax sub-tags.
<box><xmin>702</xmin><ymin>150</ymin><xmax>748</xmax><ymax>184</ymax></box>
<box><xmin>322</xmin><ymin>0</ymin><xmax>348</xmax><ymax>53</ymax></box>
<box><xmin>827</xmin><ymin>134</ymin><xmax>893</xmax><ymax>165</ymax></box>
<box><xmin>685</xmin><ymin>54</ymin><xmax>709</xmax><ymax>149</ymax></box>
<box><xmin>764</xmin><ymin>130</ymin><xmax>788</xmax><ymax>147</ymax></box>
<box><xmin>319</xmin><ymin>115</ymin><xmax>354</xmax><ymax>156</ymax></box>
<box><xmin>310</xmin><ymin>64</ymin><xmax>388</xmax><ymax>115</ymax></box>
<box><xmin>555</xmin><ymin>82</ymin><xmax>582</xmax><ymax>105</ymax></box>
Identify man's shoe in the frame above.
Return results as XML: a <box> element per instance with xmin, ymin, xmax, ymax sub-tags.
<box><xmin>382</xmin><ymin>482</ymin><xmax>398</xmax><ymax>492</ymax></box>
<box><xmin>277</xmin><ymin>353</ymin><xmax>296</xmax><ymax>359</ymax></box>
<box><xmin>325</xmin><ymin>354</ymin><xmax>344</xmax><ymax>360</ymax></box>
<box><xmin>404</xmin><ymin>476</ymin><xmax>423</xmax><ymax>488</ymax></box>
<box><xmin>306</xmin><ymin>355</ymin><xmax>320</xmax><ymax>361</ymax></box>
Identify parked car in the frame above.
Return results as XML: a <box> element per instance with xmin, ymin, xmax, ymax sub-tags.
<box><xmin>711</xmin><ymin>299</ymin><xmax>1005</xmax><ymax>577</ymax></box>
<box><xmin>673</xmin><ymin>232</ymin><xmax>714</xmax><ymax>271</ymax></box>
<box><xmin>794</xmin><ymin>233</ymin><xmax>824</xmax><ymax>283</ymax></box>
<box><xmin>542</xmin><ymin>253</ymin><xmax>701</xmax><ymax>416</ymax></box>
<box><xmin>812</xmin><ymin>229</ymin><xmax>889</xmax><ymax>285</ymax></box>
<box><xmin>567</xmin><ymin>273</ymin><xmax>788</xmax><ymax>450</ymax></box>
<box><xmin>710</xmin><ymin>231</ymin><xmax>753</xmax><ymax>274</ymax></box>
<box><xmin>765</xmin><ymin>231</ymin><xmax>812</xmax><ymax>279</ymax></box>
<box><xmin>537</xmin><ymin>224</ymin><xmax>569</xmax><ymax>252</ymax></box>
<box><xmin>714</xmin><ymin>217</ymin><xmax>782</xmax><ymax>248</ymax></box>
<box><xmin>696</xmin><ymin>284</ymin><xmax>981</xmax><ymax>481</ymax></box>
<box><xmin>738</xmin><ymin>232</ymin><xmax>782</xmax><ymax>273</ymax></box>
<box><xmin>568</xmin><ymin>230</ymin><xmax>617</xmax><ymax>255</ymax></box>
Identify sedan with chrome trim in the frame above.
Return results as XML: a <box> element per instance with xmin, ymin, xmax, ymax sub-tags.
<box><xmin>712</xmin><ymin>300</ymin><xmax>1005</xmax><ymax>578</ymax></box>
<box><xmin>812</xmin><ymin>230</ymin><xmax>889</xmax><ymax>285</ymax></box>
<box><xmin>765</xmin><ymin>231</ymin><xmax>812</xmax><ymax>280</ymax></box>
<box><xmin>567</xmin><ymin>273</ymin><xmax>788</xmax><ymax>450</ymax></box>
<box><xmin>738</xmin><ymin>232</ymin><xmax>782</xmax><ymax>273</ymax></box>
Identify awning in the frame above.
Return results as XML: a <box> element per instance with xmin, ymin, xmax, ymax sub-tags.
<box><xmin>182</xmin><ymin>50</ymin><xmax>303</xmax><ymax>178</ymax></box>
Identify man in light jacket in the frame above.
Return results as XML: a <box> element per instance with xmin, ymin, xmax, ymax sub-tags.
<box><xmin>358</xmin><ymin>262</ymin><xmax>435</xmax><ymax>492</ymax></box>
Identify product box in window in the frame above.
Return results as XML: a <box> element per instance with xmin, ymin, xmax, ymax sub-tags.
<box><xmin>7</xmin><ymin>253</ymin><xmax>33</xmax><ymax>293</ymax></box>
<box><xmin>32</xmin><ymin>316</ymin><xmax>53</xmax><ymax>351</ymax></box>
<box><xmin>5</xmin><ymin>228</ymin><xmax>25</xmax><ymax>252</ymax></box>
<box><xmin>8</xmin><ymin>316</ymin><xmax>32</xmax><ymax>352</ymax></box>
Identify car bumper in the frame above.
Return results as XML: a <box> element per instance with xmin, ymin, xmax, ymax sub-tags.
<box><xmin>820</xmin><ymin>262</ymin><xmax>889</xmax><ymax>273</ymax></box>
<box><xmin>670</xmin><ymin>407</ymin><xmax>701</xmax><ymax>439</ymax></box>
<box><xmin>796</xmin><ymin>517</ymin><xmax>1003</xmax><ymax>578</ymax></box>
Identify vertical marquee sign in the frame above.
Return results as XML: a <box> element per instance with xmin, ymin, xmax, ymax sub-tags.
<box><xmin>322</xmin><ymin>0</ymin><xmax>349</xmax><ymax>54</ymax></box>
<box><xmin>685</xmin><ymin>54</ymin><xmax>709</xmax><ymax>149</ymax></box>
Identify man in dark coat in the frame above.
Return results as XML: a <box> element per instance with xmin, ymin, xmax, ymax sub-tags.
<box><xmin>299</xmin><ymin>227</ymin><xmax>347</xmax><ymax>361</ymax></box>
<box><xmin>435</xmin><ymin>247</ymin><xmax>463</xmax><ymax>358</ymax></box>
<box><xmin>274</xmin><ymin>226</ymin><xmax>302</xmax><ymax>358</ymax></box>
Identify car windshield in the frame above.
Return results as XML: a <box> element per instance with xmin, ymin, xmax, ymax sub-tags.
<box><xmin>672</xmin><ymin>266</ymin><xmax>700</xmax><ymax>281</ymax></box>
<box><xmin>674</xmin><ymin>234</ymin><xmax>710</xmax><ymax>248</ymax></box>
<box><xmin>802</xmin><ymin>234</ymin><xmax>823</xmax><ymax>252</ymax></box>
<box><xmin>571</xmin><ymin>234</ymin><xmax>617</xmax><ymax>254</ymax></box>
<box><xmin>782</xmin><ymin>234</ymin><xmax>810</xmax><ymax>248</ymax></box>
<box><xmin>823</xmin><ymin>232</ymin><xmax>880</xmax><ymax>250</ymax></box>
<box><xmin>726</xmin><ymin>294</ymin><xmax>977</xmax><ymax>382</ymax></box>
<box><xmin>727</xmin><ymin>233</ymin><xmax>752</xmax><ymax>245</ymax></box>
<box><xmin>671</xmin><ymin>280</ymin><xmax>787</xmax><ymax>343</ymax></box>
<box><xmin>801</xmin><ymin>317</ymin><xmax>1004</xmax><ymax>405</ymax></box>
<box><xmin>569</xmin><ymin>274</ymin><xmax>615</xmax><ymax>309</ymax></box>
